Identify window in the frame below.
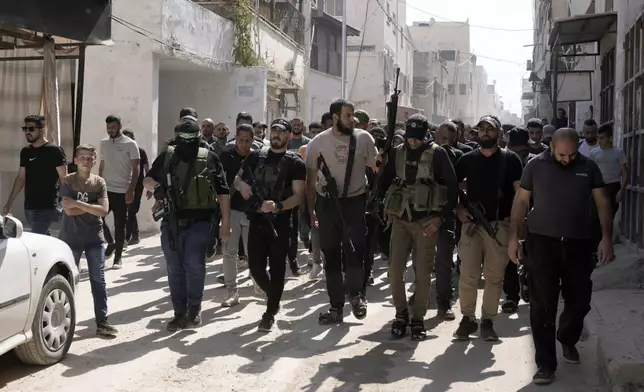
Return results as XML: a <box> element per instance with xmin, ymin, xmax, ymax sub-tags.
<box><xmin>324</xmin><ymin>0</ymin><xmax>343</xmax><ymax>17</ymax></box>
<box><xmin>459</xmin><ymin>84</ymin><xmax>466</xmax><ymax>95</ymax></box>
<box><xmin>310</xmin><ymin>25</ymin><xmax>341</xmax><ymax>77</ymax></box>
<box><xmin>448</xmin><ymin>84</ymin><xmax>455</xmax><ymax>95</ymax></box>
<box><xmin>600</xmin><ymin>49</ymin><xmax>615</xmax><ymax>124</ymax></box>
<box><xmin>621</xmin><ymin>17</ymin><xmax>644</xmax><ymax>249</ymax></box>
<box><xmin>605</xmin><ymin>0</ymin><xmax>614</xmax><ymax>11</ymax></box>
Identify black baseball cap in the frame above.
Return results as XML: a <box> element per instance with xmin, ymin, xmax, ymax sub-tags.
<box><xmin>270</xmin><ymin>118</ymin><xmax>292</xmax><ymax>132</ymax></box>
<box><xmin>180</xmin><ymin>107</ymin><xmax>197</xmax><ymax>119</ymax></box>
<box><xmin>507</xmin><ymin>126</ymin><xmax>530</xmax><ymax>147</ymax></box>
<box><xmin>405</xmin><ymin>114</ymin><xmax>429</xmax><ymax>140</ymax></box>
<box><xmin>476</xmin><ymin>115</ymin><xmax>501</xmax><ymax>130</ymax></box>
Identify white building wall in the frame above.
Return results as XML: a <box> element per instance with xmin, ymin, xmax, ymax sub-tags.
<box><xmin>307</xmin><ymin>69</ymin><xmax>342</xmax><ymax>124</ymax></box>
<box><xmin>256</xmin><ymin>21</ymin><xmax>305</xmax><ymax>88</ymax></box>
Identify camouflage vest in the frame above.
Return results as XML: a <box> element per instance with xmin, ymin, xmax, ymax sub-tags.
<box><xmin>383</xmin><ymin>143</ymin><xmax>449</xmax><ymax>219</ymax></box>
<box><xmin>164</xmin><ymin>146</ymin><xmax>218</xmax><ymax>211</ymax></box>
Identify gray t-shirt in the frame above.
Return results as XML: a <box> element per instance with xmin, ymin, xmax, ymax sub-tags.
<box><xmin>288</xmin><ymin>135</ymin><xmax>311</xmax><ymax>151</ymax></box>
<box><xmin>305</xmin><ymin>128</ymin><xmax>377</xmax><ymax>197</ymax></box>
<box><xmin>58</xmin><ymin>173</ymin><xmax>107</xmax><ymax>248</ymax></box>
<box><xmin>100</xmin><ymin>134</ymin><xmax>140</xmax><ymax>193</ymax></box>
<box><xmin>589</xmin><ymin>146</ymin><xmax>626</xmax><ymax>184</ymax></box>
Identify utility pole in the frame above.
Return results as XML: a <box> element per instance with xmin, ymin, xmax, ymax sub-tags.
<box><xmin>341</xmin><ymin>0</ymin><xmax>348</xmax><ymax>98</ymax></box>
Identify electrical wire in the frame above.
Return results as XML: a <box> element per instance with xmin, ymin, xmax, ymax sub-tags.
<box><xmin>349</xmin><ymin>0</ymin><xmax>372</xmax><ymax>99</ymax></box>
<box><xmin>401</xmin><ymin>0</ymin><xmax>535</xmax><ymax>32</ymax></box>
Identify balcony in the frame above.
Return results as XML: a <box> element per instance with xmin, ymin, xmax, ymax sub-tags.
<box><xmin>193</xmin><ymin>0</ymin><xmax>305</xmax><ymax>46</ymax></box>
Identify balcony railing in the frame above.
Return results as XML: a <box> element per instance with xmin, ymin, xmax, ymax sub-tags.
<box><xmin>193</xmin><ymin>0</ymin><xmax>305</xmax><ymax>46</ymax></box>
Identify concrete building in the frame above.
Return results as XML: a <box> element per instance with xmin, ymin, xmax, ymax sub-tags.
<box><xmin>411</xmin><ymin>51</ymin><xmax>449</xmax><ymax>124</ymax></box>
<box><xmin>532</xmin><ymin>0</ymin><xmax>644</xmax><ymax>248</ymax></box>
<box><xmin>408</xmin><ymin>19</ymin><xmax>483</xmax><ymax>125</ymax></box>
<box><xmin>521</xmin><ymin>77</ymin><xmax>536</xmax><ymax>123</ymax></box>
<box><xmin>345</xmin><ymin>0</ymin><xmax>415</xmax><ymax>121</ymax></box>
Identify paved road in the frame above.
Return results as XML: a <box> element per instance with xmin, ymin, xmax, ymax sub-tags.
<box><xmin>0</xmin><ymin>235</ymin><xmax>608</xmax><ymax>392</ymax></box>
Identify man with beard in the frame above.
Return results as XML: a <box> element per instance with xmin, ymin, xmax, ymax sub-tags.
<box><xmin>234</xmin><ymin>118</ymin><xmax>306</xmax><ymax>331</ymax></box>
<box><xmin>382</xmin><ymin>115</ymin><xmax>459</xmax><ymax>340</ymax></box>
<box><xmin>99</xmin><ymin>115</ymin><xmax>140</xmax><ymax>269</ymax></box>
<box><xmin>509</xmin><ymin>128</ymin><xmax>614</xmax><ymax>385</ymax></box>
<box><xmin>527</xmin><ymin>118</ymin><xmax>548</xmax><ymax>154</ymax></box>
<box><xmin>321</xmin><ymin>112</ymin><xmax>333</xmax><ymax>130</ymax></box>
<box><xmin>306</xmin><ymin>99</ymin><xmax>378</xmax><ymax>325</ymax></box>
<box><xmin>579</xmin><ymin>119</ymin><xmax>599</xmax><ymax>157</ymax></box>
<box><xmin>287</xmin><ymin>117</ymin><xmax>311</xmax><ymax>150</ymax></box>
<box><xmin>3</xmin><ymin>115</ymin><xmax>67</xmax><ymax>234</ymax></box>
<box><xmin>201</xmin><ymin>118</ymin><xmax>217</xmax><ymax>145</ymax></box>
<box><xmin>454</xmin><ymin>115</ymin><xmax>523</xmax><ymax>341</ymax></box>
<box><xmin>501</xmin><ymin>126</ymin><xmax>536</xmax><ymax>313</ymax></box>
<box><xmin>144</xmin><ymin>116</ymin><xmax>231</xmax><ymax>331</ymax></box>
<box><xmin>210</xmin><ymin>122</ymin><xmax>230</xmax><ymax>156</ymax></box>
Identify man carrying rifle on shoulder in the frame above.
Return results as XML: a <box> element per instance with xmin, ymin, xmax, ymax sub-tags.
<box><xmin>381</xmin><ymin>114</ymin><xmax>459</xmax><ymax>341</ymax></box>
<box><xmin>453</xmin><ymin>115</ymin><xmax>523</xmax><ymax>342</ymax></box>
<box><xmin>306</xmin><ymin>99</ymin><xmax>378</xmax><ymax>325</ymax></box>
<box><xmin>143</xmin><ymin>115</ymin><xmax>231</xmax><ymax>332</ymax></box>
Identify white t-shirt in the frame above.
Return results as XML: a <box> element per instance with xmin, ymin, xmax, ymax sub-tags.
<box><xmin>589</xmin><ymin>146</ymin><xmax>627</xmax><ymax>184</ymax></box>
<box><xmin>100</xmin><ymin>135</ymin><xmax>140</xmax><ymax>193</ymax></box>
<box><xmin>579</xmin><ymin>140</ymin><xmax>600</xmax><ymax>157</ymax></box>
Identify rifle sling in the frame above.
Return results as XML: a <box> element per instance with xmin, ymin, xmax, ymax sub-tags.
<box><xmin>271</xmin><ymin>153</ymin><xmax>291</xmax><ymax>203</ymax></box>
<box><xmin>341</xmin><ymin>133</ymin><xmax>357</xmax><ymax>198</ymax></box>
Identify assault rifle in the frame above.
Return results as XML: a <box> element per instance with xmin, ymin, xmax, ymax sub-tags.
<box><xmin>317</xmin><ymin>154</ymin><xmax>355</xmax><ymax>253</ymax></box>
<box><xmin>367</xmin><ymin>67</ymin><xmax>401</xmax><ymax>221</ymax></box>
<box><xmin>152</xmin><ymin>173</ymin><xmax>183</xmax><ymax>262</ymax></box>
<box><xmin>244</xmin><ymin>167</ymin><xmax>278</xmax><ymax>238</ymax></box>
<box><xmin>459</xmin><ymin>190</ymin><xmax>502</xmax><ymax>247</ymax></box>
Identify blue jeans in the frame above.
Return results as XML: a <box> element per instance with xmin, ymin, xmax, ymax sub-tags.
<box><xmin>24</xmin><ymin>208</ymin><xmax>58</xmax><ymax>235</ymax></box>
<box><xmin>160</xmin><ymin>220</ymin><xmax>210</xmax><ymax>315</ymax></box>
<box><xmin>72</xmin><ymin>244</ymin><xmax>108</xmax><ymax>324</ymax></box>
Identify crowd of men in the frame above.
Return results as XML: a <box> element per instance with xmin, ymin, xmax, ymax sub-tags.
<box><xmin>3</xmin><ymin>101</ymin><xmax>626</xmax><ymax>385</ymax></box>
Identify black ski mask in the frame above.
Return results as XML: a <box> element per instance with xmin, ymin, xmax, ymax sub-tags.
<box><xmin>174</xmin><ymin>118</ymin><xmax>201</xmax><ymax>161</ymax></box>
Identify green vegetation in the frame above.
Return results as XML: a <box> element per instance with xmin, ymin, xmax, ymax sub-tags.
<box><xmin>232</xmin><ymin>0</ymin><xmax>259</xmax><ymax>66</ymax></box>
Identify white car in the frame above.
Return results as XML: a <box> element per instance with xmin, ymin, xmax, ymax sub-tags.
<box><xmin>0</xmin><ymin>215</ymin><xmax>79</xmax><ymax>365</ymax></box>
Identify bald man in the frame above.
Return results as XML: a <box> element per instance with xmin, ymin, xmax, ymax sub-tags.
<box><xmin>201</xmin><ymin>118</ymin><xmax>216</xmax><ymax>144</ymax></box>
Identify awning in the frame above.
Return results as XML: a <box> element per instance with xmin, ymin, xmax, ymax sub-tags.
<box><xmin>0</xmin><ymin>1</ymin><xmax>112</xmax><ymax>45</ymax></box>
<box><xmin>548</xmin><ymin>11</ymin><xmax>617</xmax><ymax>47</ymax></box>
<box><xmin>312</xmin><ymin>10</ymin><xmax>360</xmax><ymax>36</ymax></box>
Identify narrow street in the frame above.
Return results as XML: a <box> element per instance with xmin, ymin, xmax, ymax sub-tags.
<box><xmin>0</xmin><ymin>235</ymin><xmax>607</xmax><ymax>392</ymax></box>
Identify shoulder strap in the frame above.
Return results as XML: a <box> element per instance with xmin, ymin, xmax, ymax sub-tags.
<box><xmin>341</xmin><ymin>132</ymin><xmax>357</xmax><ymax>198</ymax></box>
<box><xmin>495</xmin><ymin>148</ymin><xmax>507</xmax><ymax>220</ymax></box>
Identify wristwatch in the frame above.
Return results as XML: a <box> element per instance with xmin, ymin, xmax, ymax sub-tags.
<box><xmin>275</xmin><ymin>201</ymin><xmax>284</xmax><ymax>212</ymax></box>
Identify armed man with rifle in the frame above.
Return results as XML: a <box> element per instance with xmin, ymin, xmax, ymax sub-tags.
<box><xmin>306</xmin><ymin>99</ymin><xmax>378</xmax><ymax>325</ymax></box>
<box><xmin>233</xmin><ymin>118</ymin><xmax>306</xmax><ymax>332</ymax></box>
<box><xmin>143</xmin><ymin>115</ymin><xmax>231</xmax><ymax>332</ymax></box>
<box><xmin>380</xmin><ymin>114</ymin><xmax>459</xmax><ymax>341</ymax></box>
<box><xmin>453</xmin><ymin>115</ymin><xmax>523</xmax><ymax>342</ymax></box>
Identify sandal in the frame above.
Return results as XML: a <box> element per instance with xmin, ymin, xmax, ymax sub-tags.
<box><xmin>318</xmin><ymin>307</ymin><xmax>343</xmax><ymax>325</ymax></box>
<box><xmin>410</xmin><ymin>319</ymin><xmax>427</xmax><ymax>341</ymax></box>
<box><xmin>350</xmin><ymin>295</ymin><xmax>368</xmax><ymax>320</ymax></box>
<box><xmin>391</xmin><ymin>312</ymin><xmax>409</xmax><ymax>338</ymax></box>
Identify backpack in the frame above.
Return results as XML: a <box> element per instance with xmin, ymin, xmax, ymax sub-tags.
<box><xmin>164</xmin><ymin>146</ymin><xmax>218</xmax><ymax>211</ymax></box>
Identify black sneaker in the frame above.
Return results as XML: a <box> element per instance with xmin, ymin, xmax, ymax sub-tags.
<box><xmin>501</xmin><ymin>300</ymin><xmax>518</xmax><ymax>314</ymax></box>
<box><xmin>167</xmin><ymin>314</ymin><xmax>188</xmax><ymax>332</ymax></box>
<box><xmin>112</xmin><ymin>259</ymin><xmax>122</xmax><ymax>270</ymax></box>
<box><xmin>453</xmin><ymin>316</ymin><xmax>478</xmax><ymax>340</ymax></box>
<box><xmin>562</xmin><ymin>344</ymin><xmax>580</xmax><ymax>364</ymax></box>
<box><xmin>186</xmin><ymin>306</ymin><xmax>202</xmax><ymax>328</ymax></box>
<box><xmin>258</xmin><ymin>313</ymin><xmax>274</xmax><ymax>332</ymax></box>
<box><xmin>480</xmin><ymin>319</ymin><xmax>499</xmax><ymax>341</ymax></box>
<box><xmin>532</xmin><ymin>367</ymin><xmax>555</xmax><ymax>385</ymax></box>
<box><xmin>367</xmin><ymin>275</ymin><xmax>375</xmax><ymax>286</ymax></box>
<box><xmin>96</xmin><ymin>321</ymin><xmax>118</xmax><ymax>336</ymax></box>
<box><xmin>129</xmin><ymin>237</ymin><xmax>140</xmax><ymax>245</ymax></box>
<box><xmin>437</xmin><ymin>308</ymin><xmax>456</xmax><ymax>321</ymax></box>
<box><xmin>105</xmin><ymin>243</ymin><xmax>116</xmax><ymax>258</ymax></box>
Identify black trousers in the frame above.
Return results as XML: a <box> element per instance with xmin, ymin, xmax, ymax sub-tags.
<box><xmin>287</xmin><ymin>209</ymin><xmax>299</xmax><ymax>264</ymax></box>
<box><xmin>125</xmin><ymin>186</ymin><xmax>143</xmax><ymax>241</ymax></box>
<box><xmin>248</xmin><ymin>213</ymin><xmax>290</xmax><ymax>315</ymax></box>
<box><xmin>316</xmin><ymin>194</ymin><xmax>367</xmax><ymax>308</ymax></box>
<box><xmin>503</xmin><ymin>262</ymin><xmax>520</xmax><ymax>302</ymax></box>
<box><xmin>103</xmin><ymin>191</ymin><xmax>128</xmax><ymax>261</ymax></box>
<box><xmin>363</xmin><ymin>212</ymin><xmax>381</xmax><ymax>293</ymax></box>
<box><xmin>526</xmin><ymin>233</ymin><xmax>594</xmax><ymax>371</ymax></box>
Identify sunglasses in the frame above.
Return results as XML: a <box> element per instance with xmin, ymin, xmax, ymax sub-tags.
<box><xmin>22</xmin><ymin>126</ymin><xmax>42</xmax><ymax>133</ymax></box>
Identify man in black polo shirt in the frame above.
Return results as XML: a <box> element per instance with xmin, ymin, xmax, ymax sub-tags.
<box><xmin>454</xmin><ymin>115</ymin><xmax>523</xmax><ymax>341</ymax></box>
<box><xmin>3</xmin><ymin>115</ymin><xmax>67</xmax><ymax>235</ymax></box>
<box><xmin>508</xmin><ymin>128</ymin><xmax>614</xmax><ymax>385</ymax></box>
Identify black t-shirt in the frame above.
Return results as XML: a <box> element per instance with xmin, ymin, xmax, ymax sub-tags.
<box><xmin>146</xmin><ymin>148</ymin><xmax>229</xmax><ymax>221</ymax></box>
<box><xmin>20</xmin><ymin>142</ymin><xmax>66</xmax><ymax>210</ymax></box>
<box><xmin>456</xmin><ymin>148</ymin><xmax>523</xmax><ymax>222</ymax></box>
<box><xmin>240</xmin><ymin>149</ymin><xmax>306</xmax><ymax>214</ymax></box>
<box><xmin>220</xmin><ymin>148</ymin><xmax>253</xmax><ymax>212</ymax></box>
<box><xmin>456</xmin><ymin>142</ymin><xmax>473</xmax><ymax>154</ymax></box>
<box><xmin>521</xmin><ymin>151</ymin><xmax>604</xmax><ymax>239</ymax></box>
<box><xmin>136</xmin><ymin>148</ymin><xmax>149</xmax><ymax>190</ymax></box>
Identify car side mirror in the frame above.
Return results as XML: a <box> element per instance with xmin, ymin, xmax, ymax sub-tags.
<box><xmin>3</xmin><ymin>216</ymin><xmax>23</xmax><ymax>238</ymax></box>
